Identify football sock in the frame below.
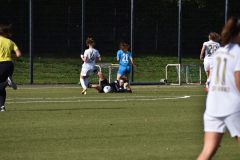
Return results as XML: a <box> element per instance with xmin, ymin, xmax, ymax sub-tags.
<box><xmin>80</xmin><ymin>78</ymin><xmax>87</xmax><ymax>89</ymax></box>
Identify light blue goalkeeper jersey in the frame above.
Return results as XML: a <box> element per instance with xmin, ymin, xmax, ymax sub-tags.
<box><xmin>117</xmin><ymin>50</ymin><xmax>132</xmax><ymax>67</ymax></box>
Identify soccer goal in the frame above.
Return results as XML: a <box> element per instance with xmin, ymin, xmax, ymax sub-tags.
<box><xmin>165</xmin><ymin>64</ymin><xmax>202</xmax><ymax>85</ymax></box>
<box><xmin>95</xmin><ymin>63</ymin><xmax>119</xmax><ymax>83</ymax></box>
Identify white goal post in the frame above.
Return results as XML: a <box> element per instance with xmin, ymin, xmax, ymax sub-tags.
<box><xmin>95</xmin><ymin>63</ymin><xmax>119</xmax><ymax>83</ymax></box>
<box><xmin>165</xmin><ymin>64</ymin><xmax>202</xmax><ymax>85</ymax></box>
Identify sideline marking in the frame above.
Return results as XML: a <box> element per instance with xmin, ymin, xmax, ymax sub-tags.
<box><xmin>6</xmin><ymin>95</ymin><xmax>191</xmax><ymax>104</ymax></box>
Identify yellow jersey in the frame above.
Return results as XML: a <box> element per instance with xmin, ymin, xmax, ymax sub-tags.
<box><xmin>0</xmin><ymin>36</ymin><xmax>18</xmax><ymax>62</ymax></box>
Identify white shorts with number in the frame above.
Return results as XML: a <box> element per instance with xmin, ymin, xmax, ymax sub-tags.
<box><xmin>204</xmin><ymin>112</ymin><xmax>240</xmax><ymax>137</ymax></box>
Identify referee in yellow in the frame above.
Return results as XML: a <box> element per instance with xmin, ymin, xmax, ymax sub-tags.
<box><xmin>0</xmin><ymin>24</ymin><xmax>21</xmax><ymax>112</ymax></box>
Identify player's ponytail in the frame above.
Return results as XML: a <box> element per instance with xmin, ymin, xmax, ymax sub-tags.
<box><xmin>221</xmin><ymin>17</ymin><xmax>240</xmax><ymax>46</ymax></box>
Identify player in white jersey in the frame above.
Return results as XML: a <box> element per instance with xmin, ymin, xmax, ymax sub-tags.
<box><xmin>197</xmin><ymin>17</ymin><xmax>240</xmax><ymax>160</ymax></box>
<box><xmin>200</xmin><ymin>32</ymin><xmax>220</xmax><ymax>90</ymax></box>
<box><xmin>80</xmin><ymin>37</ymin><xmax>101</xmax><ymax>95</ymax></box>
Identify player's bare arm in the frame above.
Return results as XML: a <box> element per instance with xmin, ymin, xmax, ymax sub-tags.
<box><xmin>96</xmin><ymin>56</ymin><xmax>101</xmax><ymax>62</ymax></box>
<box><xmin>15</xmin><ymin>49</ymin><xmax>21</xmax><ymax>57</ymax></box>
<box><xmin>200</xmin><ymin>45</ymin><xmax>205</xmax><ymax>60</ymax></box>
<box><xmin>234</xmin><ymin>71</ymin><xmax>240</xmax><ymax>91</ymax></box>
<box><xmin>80</xmin><ymin>54</ymin><xmax>84</xmax><ymax>61</ymax></box>
<box><xmin>130</xmin><ymin>58</ymin><xmax>136</xmax><ymax>67</ymax></box>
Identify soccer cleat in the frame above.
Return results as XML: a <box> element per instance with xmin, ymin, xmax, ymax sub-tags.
<box><xmin>81</xmin><ymin>89</ymin><xmax>87</xmax><ymax>95</ymax></box>
<box><xmin>7</xmin><ymin>77</ymin><xmax>17</xmax><ymax>90</ymax></box>
<box><xmin>0</xmin><ymin>106</ymin><xmax>6</xmax><ymax>112</ymax></box>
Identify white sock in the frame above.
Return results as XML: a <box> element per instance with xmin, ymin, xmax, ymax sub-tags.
<box><xmin>80</xmin><ymin>78</ymin><xmax>87</xmax><ymax>89</ymax></box>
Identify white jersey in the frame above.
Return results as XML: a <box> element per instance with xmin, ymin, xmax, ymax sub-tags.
<box><xmin>206</xmin><ymin>43</ymin><xmax>240</xmax><ymax>117</ymax></box>
<box><xmin>82</xmin><ymin>48</ymin><xmax>100</xmax><ymax>69</ymax></box>
<box><xmin>203</xmin><ymin>40</ymin><xmax>220</xmax><ymax>58</ymax></box>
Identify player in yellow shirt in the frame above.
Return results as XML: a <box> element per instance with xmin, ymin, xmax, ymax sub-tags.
<box><xmin>0</xmin><ymin>24</ymin><xmax>21</xmax><ymax>112</ymax></box>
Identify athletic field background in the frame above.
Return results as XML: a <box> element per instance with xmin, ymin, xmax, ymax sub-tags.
<box><xmin>13</xmin><ymin>56</ymin><xmax>205</xmax><ymax>84</ymax></box>
<box><xmin>0</xmin><ymin>85</ymin><xmax>239</xmax><ymax>160</ymax></box>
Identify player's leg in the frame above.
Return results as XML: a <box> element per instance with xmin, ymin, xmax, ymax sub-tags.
<box><xmin>224</xmin><ymin>112</ymin><xmax>240</xmax><ymax>144</ymax></box>
<box><xmin>80</xmin><ymin>76</ymin><xmax>88</xmax><ymax>95</ymax></box>
<box><xmin>204</xmin><ymin>58</ymin><xmax>211</xmax><ymax>90</ymax></box>
<box><xmin>125</xmin><ymin>65</ymin><xmax>131</xmax><ymax>81</ymax></box>
<box><xmin>6</xmin><ymin>62</ymin><xmax>17</xmax><ymax>90</ymax></box>
<box><xmin>117</xmin><ymin>73</ymin><xmax>122</xmax><ymax>81</ymax></box>
<box><xmin>90</xmin><ymin>84</ymin><xmax>102</xmax><ymax>92</ymax></box>
<box><xmin>117</xmin><ymin>66</ymin><xmax>125</xmax><ymax>81</ymax></box>
<box><xmin>197</xmin><ymin>113</ymin><xmax>226</xmax><ymax>160</ymax></box>
<box><xmin>0</xmin><ymin>62</ymin><xmax>9</xmax><ymax>111</ymax></box>
<box><xmin>84</xmin><ymin>77</ymin><xmax>89</xmax><ymax>88</ymax></box>
<box><xmin>197</xmin><ymin>132</ymin><xmax>223</xmax><ymax>160</ymax></box>
<box><xmin>0</xmin><ymin>89</ymin><xmax>6</xmax><ymax>112</ymax></box>
<box><xmin>0</xmin><ymin>81</ymin><xmax>7</xmax><ymax>112</ymax></box>
<box><xmin>80</xmin><ymin>67</ymin><xmax>90</xmax><ymax>94</ymax></box>
<box><xmin>7</xmin><ymin>77</ymin><xmax>17</xmax><ymax>90</ymax></box>
<box><xmin>0</xmin><ymin>82</ymin><xmax>8</xmax><ymax>90</ymax></box>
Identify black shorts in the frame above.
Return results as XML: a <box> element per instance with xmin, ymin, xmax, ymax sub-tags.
<box><xmin>0</xmin><ymin>61</ymin><xmax>14</xmax><ymax>83</ymax></box>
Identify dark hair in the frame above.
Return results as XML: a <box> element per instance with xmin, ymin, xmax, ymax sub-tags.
<box><xmin>209</xmin><ymin>32</ymin><xmax>220</xmax><ymax>42</ymax></box>
<box><xmin>221</xmin><ymin>17</ymin><xmax>240</xmax><ymax>46</ymax></box>
<box><xmin>86</xmin><ymin>37</ymin><xmax>95</xmax><ymax>46</ymax></box>
<box><xmin>119</xmin><ymin>41</ymin><xmax>129</xmax><ymax>49</ymax></box>
<box><xmin>0</xmin><ymin>24</ymin><xmax>12</xmax><ymax>37</ymax></box>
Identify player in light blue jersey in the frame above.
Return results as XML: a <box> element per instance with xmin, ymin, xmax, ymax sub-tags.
<box><xmin>116</xmin><ymin>41</ymin><xmax>135</xmax><ymax>81</ymax></box>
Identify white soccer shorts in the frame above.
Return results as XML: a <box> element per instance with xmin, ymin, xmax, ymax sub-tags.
<box><xmin>203</xmin><ymin>57</ymin><xmax>212</xmax><ymax>72</ymax></box>
<box><xmin>204</xmin><ymin>112</ymin><xmax>240</xmax><ymax>137</ymax></box>
<box><xmin>80</xmin><ymin>66</ymin><xmax>98</xmax><ymax>77</ymax></box>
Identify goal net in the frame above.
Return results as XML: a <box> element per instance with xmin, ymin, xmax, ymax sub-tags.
<box><xmin>165</xmin><ymin>64</ymin><xmax>203</xmax><ymax>85</ymax></box>
<box><xmin>81</xmin><ymin>63</ymin><xmax>119</xmax><ymax>85</ymax></box>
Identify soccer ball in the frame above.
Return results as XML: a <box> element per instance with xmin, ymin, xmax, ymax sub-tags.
<box><xmin>103</xmin><ymin>86</ymin><xmax>111</xmax><ymax>93</ymax></box>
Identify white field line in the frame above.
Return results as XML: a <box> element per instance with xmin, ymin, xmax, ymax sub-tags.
<box><xmin>6</xmin><ymin>95</ymin><xmax>187</xmax><ymax>100</ymax></box>
<box><xmin>6</xmin><ymin>96</ymin><xmax>191</xmax><ymax>104</ymax></box>
<box><xmin>12</xmin><ymin>85</ymin><xmax>202</xmax><ymax>90</ymax></box>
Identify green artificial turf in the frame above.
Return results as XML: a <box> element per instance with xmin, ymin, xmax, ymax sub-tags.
<box><xmin>0</xmin><ymin>85</ymin><xmax>239</xmax><ymax>160</ymax></box>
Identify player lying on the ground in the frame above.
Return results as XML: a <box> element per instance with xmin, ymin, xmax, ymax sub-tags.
<box><xmin>90</xmin><ymin>72</ymin><xmax>132</xmax><ymax>93</ymax></box>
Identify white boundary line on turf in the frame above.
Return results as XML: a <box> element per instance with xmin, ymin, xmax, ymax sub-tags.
<box><xmin>13</xmin><ymin>85</ymin><xmax>203</xmax><ymax>90</ymax></box>
<box><xmin>6</xmin><ymin>96</ymin><xmax>191</xmax><ymax>104</ymax></box>
<box><xmin>6</xmin><ymin>94</ymin><xmax>205</xmax><ymax>101</ymax></box>
<box><xmin>6</xmin><ymin>95</ymin><xmax>193</xmax><ymax>101</ymax></box>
